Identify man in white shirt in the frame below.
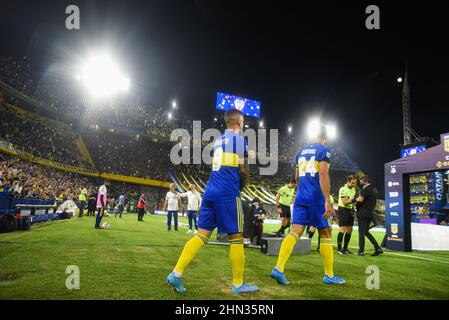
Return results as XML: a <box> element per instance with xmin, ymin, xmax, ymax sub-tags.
<box><xmin>163</xmin><ymin>183</ymin><xmax>180</xmax><ymax>232</ymax></box>
<box><xmin>178</xmin><ymin>184</ymin><xmax>202</xmax><ymax>234</ymax></box>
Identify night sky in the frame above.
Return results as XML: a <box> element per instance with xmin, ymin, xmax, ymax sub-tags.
<box><xmin>1</xmin><ymin>0</ymin><xmax>448</xmax><ymax>190</ymax></box>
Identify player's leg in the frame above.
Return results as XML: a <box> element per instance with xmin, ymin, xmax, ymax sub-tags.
<box><xmin>271</xmin><ymin>203</ymin><xmax>307</xmax><ymax>285</ymax></box>
<box><xmin>167</xmin><ymin>200</ymin><xmax>215</xmax><ymax>293</ymax></box>
<box><xmin>219</xmin><ymin>197</ymin><xmax>258</xmax><ymax>294</ymax></box>
<box><xmin>312</xmin><ymin>206</ymin><xmax>345</xmax><ymax>285</ymax></box>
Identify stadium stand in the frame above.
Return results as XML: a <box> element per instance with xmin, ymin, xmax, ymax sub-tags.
<box><xmin>0</xmin><ymin>55</ymin><xmax>363</xmax><ymax>223</ymax></box>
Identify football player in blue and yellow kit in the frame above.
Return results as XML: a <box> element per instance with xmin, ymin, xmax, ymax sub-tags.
<box><xmin>166</xmin><ymin>108</ymin><xmax>259</xmax><ymax>294</ymax></box>
<box><xmin>271</xmin><ymin>124</ymin><xmax>345</xmax><ymax>285</ymax></box>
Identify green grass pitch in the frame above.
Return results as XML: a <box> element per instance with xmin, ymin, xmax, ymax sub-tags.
<box><xmin>1</xmin><ymin>214</ymin><xmax>448</xmax><ymax>300</ymax></box>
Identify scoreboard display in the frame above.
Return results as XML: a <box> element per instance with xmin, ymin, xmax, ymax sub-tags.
<box><xmin>400</xmin><ymin>145</ymin><xmax>426</xmax><ymax>158</ymax></box>
<box><xmin>215</xmin><ymin>92</ymin><xmax>261</xmax><ymax>118</ymax></box>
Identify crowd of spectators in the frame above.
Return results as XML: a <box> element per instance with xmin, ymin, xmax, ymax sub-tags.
<box><xmin>0</xmin><ymin>104</ymin><xmax>92</xmax><ymax>168</ymax></box>
<box><xmin>0</xmin><ymin>153</ymin><xmax>95</xmax><ymax>201</ymax></box>
<box><xmin>0</xmin><ymin>55</ymin><xmax>359</xmax><ymax>184</ymax></box>
<box><xmin>0</xmin><ymin>153</ymin><xmax>164</xmax><ymax>212</ymax></box>
<box><xmin>0</xmin><ymin>56</ymin><xmax>34</xmax><ymax>96</ymax></box>
<box><xmin>81</xmin><ymin>127</ymin><xmax>170</xmax><ymax>180</ymax></box>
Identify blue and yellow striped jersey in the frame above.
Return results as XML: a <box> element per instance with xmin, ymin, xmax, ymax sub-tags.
<box><xmin>294</xmin><ymin>143</ymin><xmax>332</xmax><ymax>206</ymax></box>
<box><xmin>203</xmin><ymin>130</ymin><xmax>247</xmax><ymax>202</ymax></box>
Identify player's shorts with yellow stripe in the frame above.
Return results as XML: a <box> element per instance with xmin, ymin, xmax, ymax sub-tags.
<box><xmin>197</xmin><ymin>196</ymin><xmax>244</xmax><ymax>234</ymax></box>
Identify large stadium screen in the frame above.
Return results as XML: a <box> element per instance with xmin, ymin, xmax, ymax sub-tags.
<box><xmin>215</xmin><ymin>92</ymin><xmax>261</xmax><ymax>118</ymax></box>
<box><xmin>401</xmin><ymin>145</ymin><xmax>426</xmax><ymax>158</ymax></box>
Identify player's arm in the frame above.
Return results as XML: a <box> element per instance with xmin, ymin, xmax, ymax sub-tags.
<box><xmin>239</xmin><ymin>156</ymin><xmax>249</xmax><ymax>191</ymax></box>
<box><xmin>319</xmin><ymin>161</ymin><xmax>334</xmax><ymax>218</ymax></box>
<box><xmin>177</xmin><ymin>191</ymin><xmax>188</xmax><ymax>198</ymax></box>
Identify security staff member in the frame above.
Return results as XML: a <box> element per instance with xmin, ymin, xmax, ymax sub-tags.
<box><xmin>275</xmin><ymin>180</ymin><xmax>295</xmax><ymax>237</ymax></box>
<box><xmin>336</xmin><ymin>175</ymin><xmax>357</xmax><ymax>254</ymax></box>
<box><xmin>356</xmin><ymin>176</ymin><xmax>383</xmax><ymax>256</ymax></box>
<box><xmin>78</xmin><ymin>187</ymin><xmax>87</xmax><ymax>217</ymax></box>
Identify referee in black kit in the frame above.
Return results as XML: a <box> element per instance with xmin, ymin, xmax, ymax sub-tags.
<box><xmin>355</xmin><ymin>176</ymin><xmax>383</xmax><ymax>256</ymax></box>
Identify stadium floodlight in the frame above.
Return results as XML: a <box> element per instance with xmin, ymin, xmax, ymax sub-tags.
<box><xmin>288</xmin><ymin>126</ymin><xmax>292</xmax><ymax>133</ymax></box>
<box><xmin>397</xmin><ymin>77</ymin><xmax>403</xmax><ymax>83</ymax></box>
<box><xmin>213</xmin><ymin>117</ymin><xmax>217</xmax><ymax>122</ymax></box>
<box><xmin>306</xmin><ymin>118</ymin><xmax>321</xmax><ymax>139</ymax></box>
<box><xmin>168</xmin><ymin>112</ymin><xmax>172</xmax><ymax>120</ymax></box>
<box><xmin>259</xmin><ymin>121</ymin><xmax>264</xmax><ymax>128</ymax></box>
<box><xmin>172</xmin><ymin>100</ymin><xmax>177</xmax><ymax>109</ymax></box>
<box><xmin>326</xmin><ymin>124</ymin><xmax>337</xmax><ymax>140</ymax></box>
<box><xmin>80</xmin><ymin>53</ymin><xmax>129</xmax><ymax>97</ymax></box>
<box><xmin>306</xmin><ymin>118</ymin><xmax>337</xmax><ymax>140</ymax></box>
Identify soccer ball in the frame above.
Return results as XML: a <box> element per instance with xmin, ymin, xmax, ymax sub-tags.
<box><xmin>102</xmin><ymin>222</ymin><xmax>110</xmax><ymax>229</ymax></box>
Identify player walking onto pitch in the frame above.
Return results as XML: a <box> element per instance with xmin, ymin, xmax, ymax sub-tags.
<box><xmin>166</xmin><ymin>108</ymin><xmax>259</xmax><ymax>294</ymax></box>
<box><xmin>271</xmin><ymin>124</ymin><xmax>345</xmax><ymax>285</ymax></box>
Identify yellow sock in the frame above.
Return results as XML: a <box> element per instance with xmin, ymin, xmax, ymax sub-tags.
<box><xmin>319</xmin><ymin>238</ymin><xmax>334</xmax><ymax>278</ymax></box>
<box><xmin>173</xmin><ymin>234</ymin><xmax>208</xmax><ymax>276</ymax></box>
<box><xmin>275</xmin><ymin>233</ymin><xmax>299</xmax><ymax>272</ymax></box>
<box><xmin>229</xmin><ymin>239</ymin><xmax>245</xmax><ymax>287</ymax></box>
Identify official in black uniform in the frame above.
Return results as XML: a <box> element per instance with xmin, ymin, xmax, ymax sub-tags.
<box><xmin>356</xmin><ymin>176</ymin><xmax>383</xmax><ymax>256</ymax></box>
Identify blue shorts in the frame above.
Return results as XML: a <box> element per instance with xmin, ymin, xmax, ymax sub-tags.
<box><xmin>197</xmin><ymin>197</ymin><xmax>243</xmax><ymax>234</ymax></box>
<box><xmin>292</xmin><ymin>203</ymin><xmax>329</xmax><ymax>229</ymax></box>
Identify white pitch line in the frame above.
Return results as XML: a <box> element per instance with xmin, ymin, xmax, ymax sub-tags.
<box><xmin>381</xmin><ymin>251</ymin><xmax>449</xmax><ymax>265</ymax></box>
<box><xmin>309</xmin><ymin>240</ymin><xmax>449</xmax><ymax>265</ymax></box>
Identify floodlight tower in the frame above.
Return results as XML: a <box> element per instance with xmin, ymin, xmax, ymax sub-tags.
<box><xmin>402</xmin><ymin>63</ymin><xmax>412</xmax><ymax>146</ymax></box>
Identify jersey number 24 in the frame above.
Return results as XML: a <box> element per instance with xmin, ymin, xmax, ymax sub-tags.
<box><xmin>297</xmin><ymin>156</ymin><xmax>318</xmax><ymax>177</ymax></box>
